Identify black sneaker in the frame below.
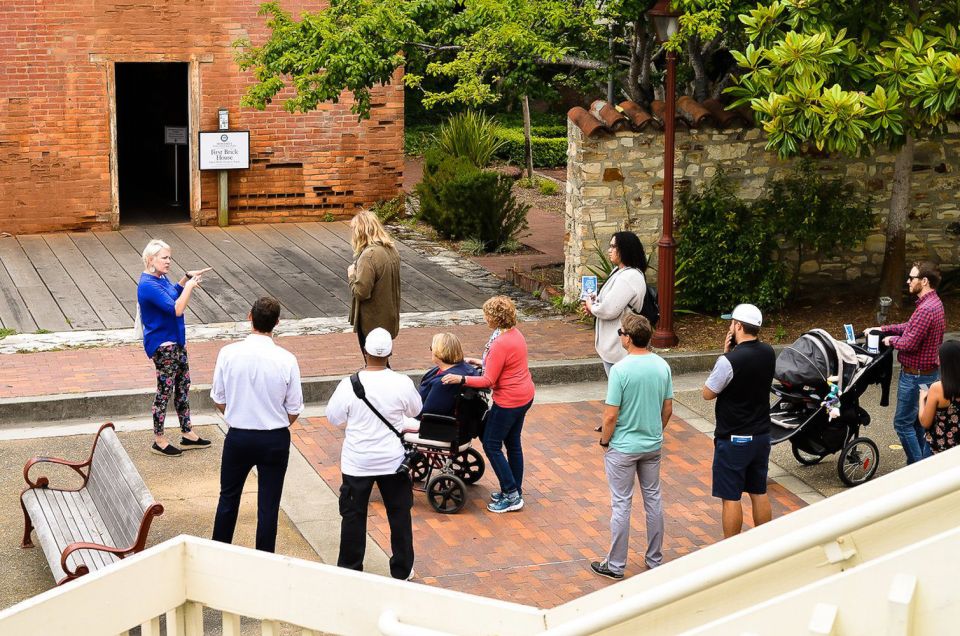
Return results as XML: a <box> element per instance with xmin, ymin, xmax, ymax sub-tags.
<box><xmin>151</xmin><ymin>442</ymin><xmax>183</xmax><ymax>457</ymax></box>
<box><xmin>180</xmin><ymin>436</ymin><xmax>211</xmax><ymax>450</ymax></box>
<box><xmin>590</xmin><ymin>560</ymin><xmax>624</xmax><ymax>580</ymax></box>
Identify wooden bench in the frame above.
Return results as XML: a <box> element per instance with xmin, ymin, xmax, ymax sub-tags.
<box><xmin>20</xmin><ymin>423</ymin><xmax>164</xmax><ymax>585</ymax></box>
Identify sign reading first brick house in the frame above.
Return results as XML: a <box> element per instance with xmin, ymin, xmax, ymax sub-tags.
<box><xmin>0</xmin><ymin>0</ymin><xmax>403</xmax><ymax>234</ymax></box>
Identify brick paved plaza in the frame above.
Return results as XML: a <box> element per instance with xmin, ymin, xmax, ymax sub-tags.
<box><xmin>294</xmin><ymin>400</ymin><xmax>805</xmax><ymax>608</ymax></box>
<box><xmin>0</xmin><ymin>320</ymin><xmax>596</xmax><ymax>399</ymax></box>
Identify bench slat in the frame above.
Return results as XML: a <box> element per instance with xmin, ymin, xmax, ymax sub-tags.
<box><xmin>93</xmin><ymin>448</ymin><xmax>142</xmax><ymax>547</ymax></box>
<box><xmin>39</xmin><ymin>489</ymin><xmax>81</xmax><ymax>575</ymax></box>
<box><xmin>22</xmin><ymin>491</ymin><xmax>68</xmax><ymax>582</ymax></box>
<box><xmin>55</xmin><ymin>489</ymin><xmax>113</xmax><ymax>571</ymax></box>
<box><xmin>88</xmin><ymin>430</ymin><xmax>155</xmax><ymax>547</ymax></box>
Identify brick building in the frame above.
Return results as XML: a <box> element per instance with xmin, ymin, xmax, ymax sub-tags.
<box><xmin>0</xmin><ymin>1</ymin><xmax>403</xmax><ymax>234</ymax></box>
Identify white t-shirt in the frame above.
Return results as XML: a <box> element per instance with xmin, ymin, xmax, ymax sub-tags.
<box><xmin>325</xmin><ymin>369</ymin><xmax>423</xmax><ymax>477</ymax></box>
<box><xmin>210</xmin><ymin>334</ymin><xmax>304</xmax><ymax>430</ymax></box>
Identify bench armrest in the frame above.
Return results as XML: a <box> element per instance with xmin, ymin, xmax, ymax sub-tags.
<box><xmin>59</xmin><ymin>502</ymin><xmax>165</xmax><ymax>578</ymax></box>
<box><xmin>23</xmin><ymin>456</ymin><xmax>91</xmax><ymax>489</ymax></box>
<box><xmin>22</xmin><ymin>423</ymin><xmax>115</xmax><ymax>489</ymax></box>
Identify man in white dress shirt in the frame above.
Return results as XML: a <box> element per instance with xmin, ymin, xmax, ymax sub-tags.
<box><xmin>326</xmin><ymin>328</ymin><xmax>422</xmax><ymax>580</ymax></box>
<box><xmin>210</xmin><ymin>297</ymin><xmax>304</xmax><ymax>553</ymax></box>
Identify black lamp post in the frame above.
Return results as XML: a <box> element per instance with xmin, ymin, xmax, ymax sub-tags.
<box><xmin>647</xmin><ymin>0</ymin><xmax>681</xmax><ymax>348</ymax></box>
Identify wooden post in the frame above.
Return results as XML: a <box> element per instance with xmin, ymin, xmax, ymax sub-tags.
<box><xmin>218</xmin><ymin>170</ymin><xmax>229</xmax><ymax>227</ymax></box>
<box><xmin>651</xmin><ymin>50</ymin><xmax>679</xmax><ymax>348</ymax></box>
<box><xmin>522</xmin><ymin>95</ymin><xmax>534</xmax><ymax>180</ymax></box>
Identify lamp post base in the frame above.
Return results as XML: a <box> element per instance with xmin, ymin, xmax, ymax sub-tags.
<box><xmin>651</xmin><ymin>329</ymin><xmax>679</xmax><ymax>349</ymax></box>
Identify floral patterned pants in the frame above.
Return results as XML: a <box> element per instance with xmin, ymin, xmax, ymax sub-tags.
<box><xmin>152</xmin><ymin>344</ymin><xmax>192</xmax><ymax>436</ymax></box>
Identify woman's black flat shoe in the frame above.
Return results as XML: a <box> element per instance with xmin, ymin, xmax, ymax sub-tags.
<box><xmin>180</xmin><ymin>436</ymin><xmax>211</xmax><ymax>450</ymax></box>
<box><xmin>151</xmin><ymin>442</ymin><xmax>183</xmax><ymax>457</ymax></box>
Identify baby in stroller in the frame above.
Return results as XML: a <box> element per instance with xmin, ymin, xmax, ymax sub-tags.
<box><xmin>771</xmin><ymin>328</ymin><xmax>893</xmax><ymax>486</ymax></box>
<box><xmin>402</xmin><ymin>333</ymin><xmax>488</xmax><ymax>513</ymax></box>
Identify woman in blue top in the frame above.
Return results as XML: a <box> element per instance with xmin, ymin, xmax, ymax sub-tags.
<box><xmin>403</xmin><ymin>333</ymin><xmax>477</xmax><ymax>431</ymax></box>
<box><xmin>138</xmin><ymin>239</ymin><xmax>211</xmax><ymax>457</ymax></box>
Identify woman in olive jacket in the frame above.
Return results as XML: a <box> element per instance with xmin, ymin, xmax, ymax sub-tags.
<box><xmin>347</xmin><ymin>210</ymin><xmax>401</xmax><ymax>349</ymax></box>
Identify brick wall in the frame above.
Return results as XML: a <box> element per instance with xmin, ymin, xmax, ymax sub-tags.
<box><xmin>564</xmin><ymin>123</ymin><xmax>960</xmax><ymax>299</ymax></box>
<box><xmin>0</xmin><ymin>1</ymin><xmax>403</xmax><ymax>234</ymax></box>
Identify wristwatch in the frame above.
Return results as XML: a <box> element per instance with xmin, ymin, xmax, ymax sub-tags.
<box><xmin>185</xmin><ymin>273</ymin><xmax>194</xmax><ymax>280</ymax></box>
<box><xmin>460</xmin><ymin>375</ymin><xmax>466</xmax><ymax>385</ymax></box>
<box><xmin>599</xmin><ymin>439</ymin><xmax>609</xmax><ymax>448</ymax></box>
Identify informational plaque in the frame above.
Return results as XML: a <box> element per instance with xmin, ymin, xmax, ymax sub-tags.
<box><xmin>164</xmin><ymin>126</ymin><xmax>188</xmax><ymax>145</ymax></box>
<box><xmin>199</xmin><ymin>131</ymin><xmax>250</xmax><ymax>170</ymax></box>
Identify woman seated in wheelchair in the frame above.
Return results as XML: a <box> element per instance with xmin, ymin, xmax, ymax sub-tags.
<box><xmin>404</xmin><ymin>332</ymin><xmax>478</xmax><ymax>431</ymax></box>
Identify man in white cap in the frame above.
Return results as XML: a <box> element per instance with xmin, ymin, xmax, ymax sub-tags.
<box><xmin>701</xmin><ymin>304</ymin><xmax>776</xmax><ymax>538</ymax></box>
<box><xmin>325</xmin><ymin>327</ymin><xmax>422</xmax><ymax>580</ymax></box>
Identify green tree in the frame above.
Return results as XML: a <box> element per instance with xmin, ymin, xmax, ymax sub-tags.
<box><xmin>234</xmin><ymin>0</ymin><xmax>757</xmax><ymax>119</ymax></box>
<box><xmin>726</xmin><ymin>0</ymin><xmax>960</xmax><ymax>301</ymax></box>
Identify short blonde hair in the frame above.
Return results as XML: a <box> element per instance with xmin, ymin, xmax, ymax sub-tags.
<box><xmin>142</xmin><ymin>239</ymin><xmax>170</xmax><ymax>268</ymax></box>
<box><xmin>431</xmin><ymin>332</ymin><xmax>464</xmax><ymax>365</ymax></box>
<box><xmin>482</xmin><ymin>296</ymin><xmax>518</xmax><ymax>329</ymax></box>
<box><xmin>350</xmin><ymin>210</ymin><xmax>395</xmax><ymax>255</ymax></box>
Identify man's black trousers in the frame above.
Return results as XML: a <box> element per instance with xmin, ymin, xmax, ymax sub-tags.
<box><xmin>212</xmin><ymin>427</ymin><xmax>290</xmax><ymax>553</ymax></box>
<box><xmin>337</xmin><ymin>472</ymin><xmax>414</xmax><ymax>579</ymax></box>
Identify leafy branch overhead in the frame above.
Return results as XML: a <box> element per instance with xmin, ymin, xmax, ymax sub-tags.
<box><xmin>726</xmin><ymin>1</ymin><xmax>960</xmax><ymax>157</ymax></box>
<box><xmin>235</xmin><ymin>0</ymin><xmax>761</xmax><ymax>119</ymax></box>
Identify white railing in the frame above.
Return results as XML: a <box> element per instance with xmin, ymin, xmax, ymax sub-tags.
<box><xmin>2</xmin><ymin>446</ymin><xmax>960</xmax><ymax>635</ymax></box>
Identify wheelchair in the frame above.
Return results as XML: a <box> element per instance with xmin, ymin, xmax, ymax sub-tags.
<box><xmin>402</xmin><ymin>387</ymin><xmax>488</xmax><ymax>514</ymax></box>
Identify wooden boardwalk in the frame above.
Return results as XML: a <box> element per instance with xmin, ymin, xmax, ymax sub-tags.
<box><xmin>0</xmin><ymin>223</ymin><xmax>490</xmax><ymax>333</ymax></box>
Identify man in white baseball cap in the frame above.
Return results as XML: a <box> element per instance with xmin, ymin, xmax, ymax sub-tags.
<box><xmin>701</xmin><ymin>303</ymin><xmax>776</xmax><ymax>538</ymax></box>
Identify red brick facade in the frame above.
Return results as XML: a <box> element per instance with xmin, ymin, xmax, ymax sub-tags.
<box><xmin>0</xmin><ymin>1</ymin><xmax>403</xmax><ymax>234</ymax></box>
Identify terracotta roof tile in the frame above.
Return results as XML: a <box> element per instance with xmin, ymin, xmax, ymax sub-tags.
<box><xmin>567</xmin><ymin>97</ymin><xmax>755</xmax><ymax>136</ymax></box>
<box><xmin>616</xmin><ymin>101</ymin><xmax>661</xmax><ymax>131</ymax></box>
<box><xmin>566</xmin><ymin>106</ymin><xmax>612</xmax><ymax>139</ymax></box>
<box><xmin>589</xmin><ymin>100</ymin><xmax>631</xmax><ymax>131</ymax></box>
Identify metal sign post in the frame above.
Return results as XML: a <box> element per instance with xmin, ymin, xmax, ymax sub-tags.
<box><xmin>217</xmin><ymin>109</ymin><xmax>229</xmax><ymax>227</ymax></box>
<box><xmin>163</xmin><ymin>126</ymin><xmax>188</xmax><ymax>206</ymax></box>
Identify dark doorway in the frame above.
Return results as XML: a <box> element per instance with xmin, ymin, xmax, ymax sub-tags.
<box><xmin>116</xmin><ymin>63</ymin><xmax>190</xmax><ymax>225</ymax></box>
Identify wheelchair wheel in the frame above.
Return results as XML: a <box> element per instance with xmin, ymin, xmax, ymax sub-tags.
<box><xmin>792</xmin><ymin>444</ymin><xmax>827</xmax><ymax>466</ymax></box>
<box><xmin>452</xmin><ymin>448</ymin><xmax>485</xmax><ymax>484</ymax></box>
<box><xmin>410</xmin><ymin>455</ymin><xmax>429</xmax><ymax>483</ymax></box>
<box><xmin>837</xmin><ymin>437</ymin><xmax>879</xmax><ymax>487</ymax></box>
<box><xmin>426</xmin><ymin>474</ymin><xmax>466</xmax><ymax>514</ymax></box>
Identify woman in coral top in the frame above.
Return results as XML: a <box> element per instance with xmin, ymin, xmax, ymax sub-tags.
<box><xmin>443</xmin><ymin>296</ymin><xmax>535</xmax><ymax>513</ymax></box>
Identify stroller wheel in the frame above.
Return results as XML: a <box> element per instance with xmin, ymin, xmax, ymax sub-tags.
<box><xmin>452</xmin><ymin>448</ymin><xmax>486</xmax><ymax>484</ymax></box>
<box><xmin>837</xmin><ymin>437</ymin><xmax>880</xmax><ymax>487</ymax></box>
<box><xmin>792</xmin><ymin>445</ymin><xmax>827</xmax><ymax>466</ymax></box>
<box><xmin>426</xmin><ymin>474</ymin><xmax>467</xmax><ymax>514</ymax></box>
<box><xmin>410</xmin><ymin>455</ymin><xmax>430</xmax><ymax>483</ymax></box>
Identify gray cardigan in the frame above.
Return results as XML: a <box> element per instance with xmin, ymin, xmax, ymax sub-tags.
<box><xmin>592</xmin><ymin>267</ymin><xmax>647</xmax><ymax>364</ymax></box>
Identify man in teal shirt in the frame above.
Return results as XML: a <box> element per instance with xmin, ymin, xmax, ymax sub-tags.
<box><xmin>592</xmin><ymin>313</ymin><xmax>673</xmax><ymax>579</ymax></box>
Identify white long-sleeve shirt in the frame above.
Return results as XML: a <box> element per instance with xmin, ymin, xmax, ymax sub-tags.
<box><xmin>591</xmin><ymin>267</ymin><xmax>647</xmax><ymax>364</ymax></box>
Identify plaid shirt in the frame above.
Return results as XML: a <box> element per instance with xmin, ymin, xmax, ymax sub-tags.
<box><xmin>881</xmin><ymin>290</ymin><xmax>946</xmax><ymax>371</ymax></box>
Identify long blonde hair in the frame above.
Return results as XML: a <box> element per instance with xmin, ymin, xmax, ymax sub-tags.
<box><xmin>350</xmin><ymin>210</ymin><xmax>394</xmax><ymax>255</ymax></box>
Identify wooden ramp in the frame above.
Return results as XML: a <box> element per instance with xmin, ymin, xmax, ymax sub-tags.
<box><xmin>0</xmin><ymin>223</ymin><xmax>490</xmax><ymax>333</ymax></box>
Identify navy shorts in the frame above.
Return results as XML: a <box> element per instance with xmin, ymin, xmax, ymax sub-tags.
<box><xmin>712</xmin><ymin>434</ymin><xmax>771</xmax><ymax>500</ymax></box>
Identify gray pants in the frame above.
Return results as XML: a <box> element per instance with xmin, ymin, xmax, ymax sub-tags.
<box><xmin>603</xmin><ymin>448</ymin><xmax>664</xmax><ymax>573</ymax></box>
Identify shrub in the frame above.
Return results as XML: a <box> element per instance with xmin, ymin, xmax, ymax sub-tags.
<box><xmin>753</xmin><ymin>159</ymin><xmax>874</xmax><ymax>292</ymax></box>
<box><xmin>492</xmin><ymin>127</ymin><xmax>567</xmax><ymax>167</ymax></box>
<box><xmin>404</xmin><ymin>125</ymin><xmax>435</xmax><ymax>156</ymax></box>
<box><xmin>676</xmin><ymin>171</ymin><xmax>790</xmax><ymax>312</ymax></box>
<box><xmin>371</xmin><ymin>195</ymin><xmax>407</xmax><ymax>225</ymax></box>
<box><xmin>416</xmin><ymin>149</ymin><xmax>530</xmax><ymax>252</ymax></box>
<box><xmin>538</xmin><ymin>179</ymin><xmax>559</xmax><ymax>196</ymax></box>
<box><xmin>435</xmin><ymin>111</ymin><xmax>505</xmax><ymax>168</ymax></box>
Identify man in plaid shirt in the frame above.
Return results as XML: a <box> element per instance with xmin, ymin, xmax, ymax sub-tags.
<box><xmin>867</xmin><ymin>261</ymin><xmax>946</xmax><ymax>464</ymax></box>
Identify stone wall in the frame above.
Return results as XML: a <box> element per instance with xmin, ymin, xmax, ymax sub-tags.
<box><xmin>564</xmin><ymin>122</ymin><xmax>960</xmax><ymax>300</ymax></box>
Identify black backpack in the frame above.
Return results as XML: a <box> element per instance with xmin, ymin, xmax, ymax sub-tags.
<box><xmin>629</xmin><ymin>286</ymin><xmax>660</xmax><ymax>328</ymax></box>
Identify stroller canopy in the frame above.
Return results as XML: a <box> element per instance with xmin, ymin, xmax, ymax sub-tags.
<box><xmin>776</xmin><ymin>329</ymin><xmax>866</xmax><ymax>392</ymax></box>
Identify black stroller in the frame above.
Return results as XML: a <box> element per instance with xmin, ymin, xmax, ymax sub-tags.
<box><xmin>770</xmin><ymin>329</ymin><xmax>893</xmax><ymax>486</ymax></box>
